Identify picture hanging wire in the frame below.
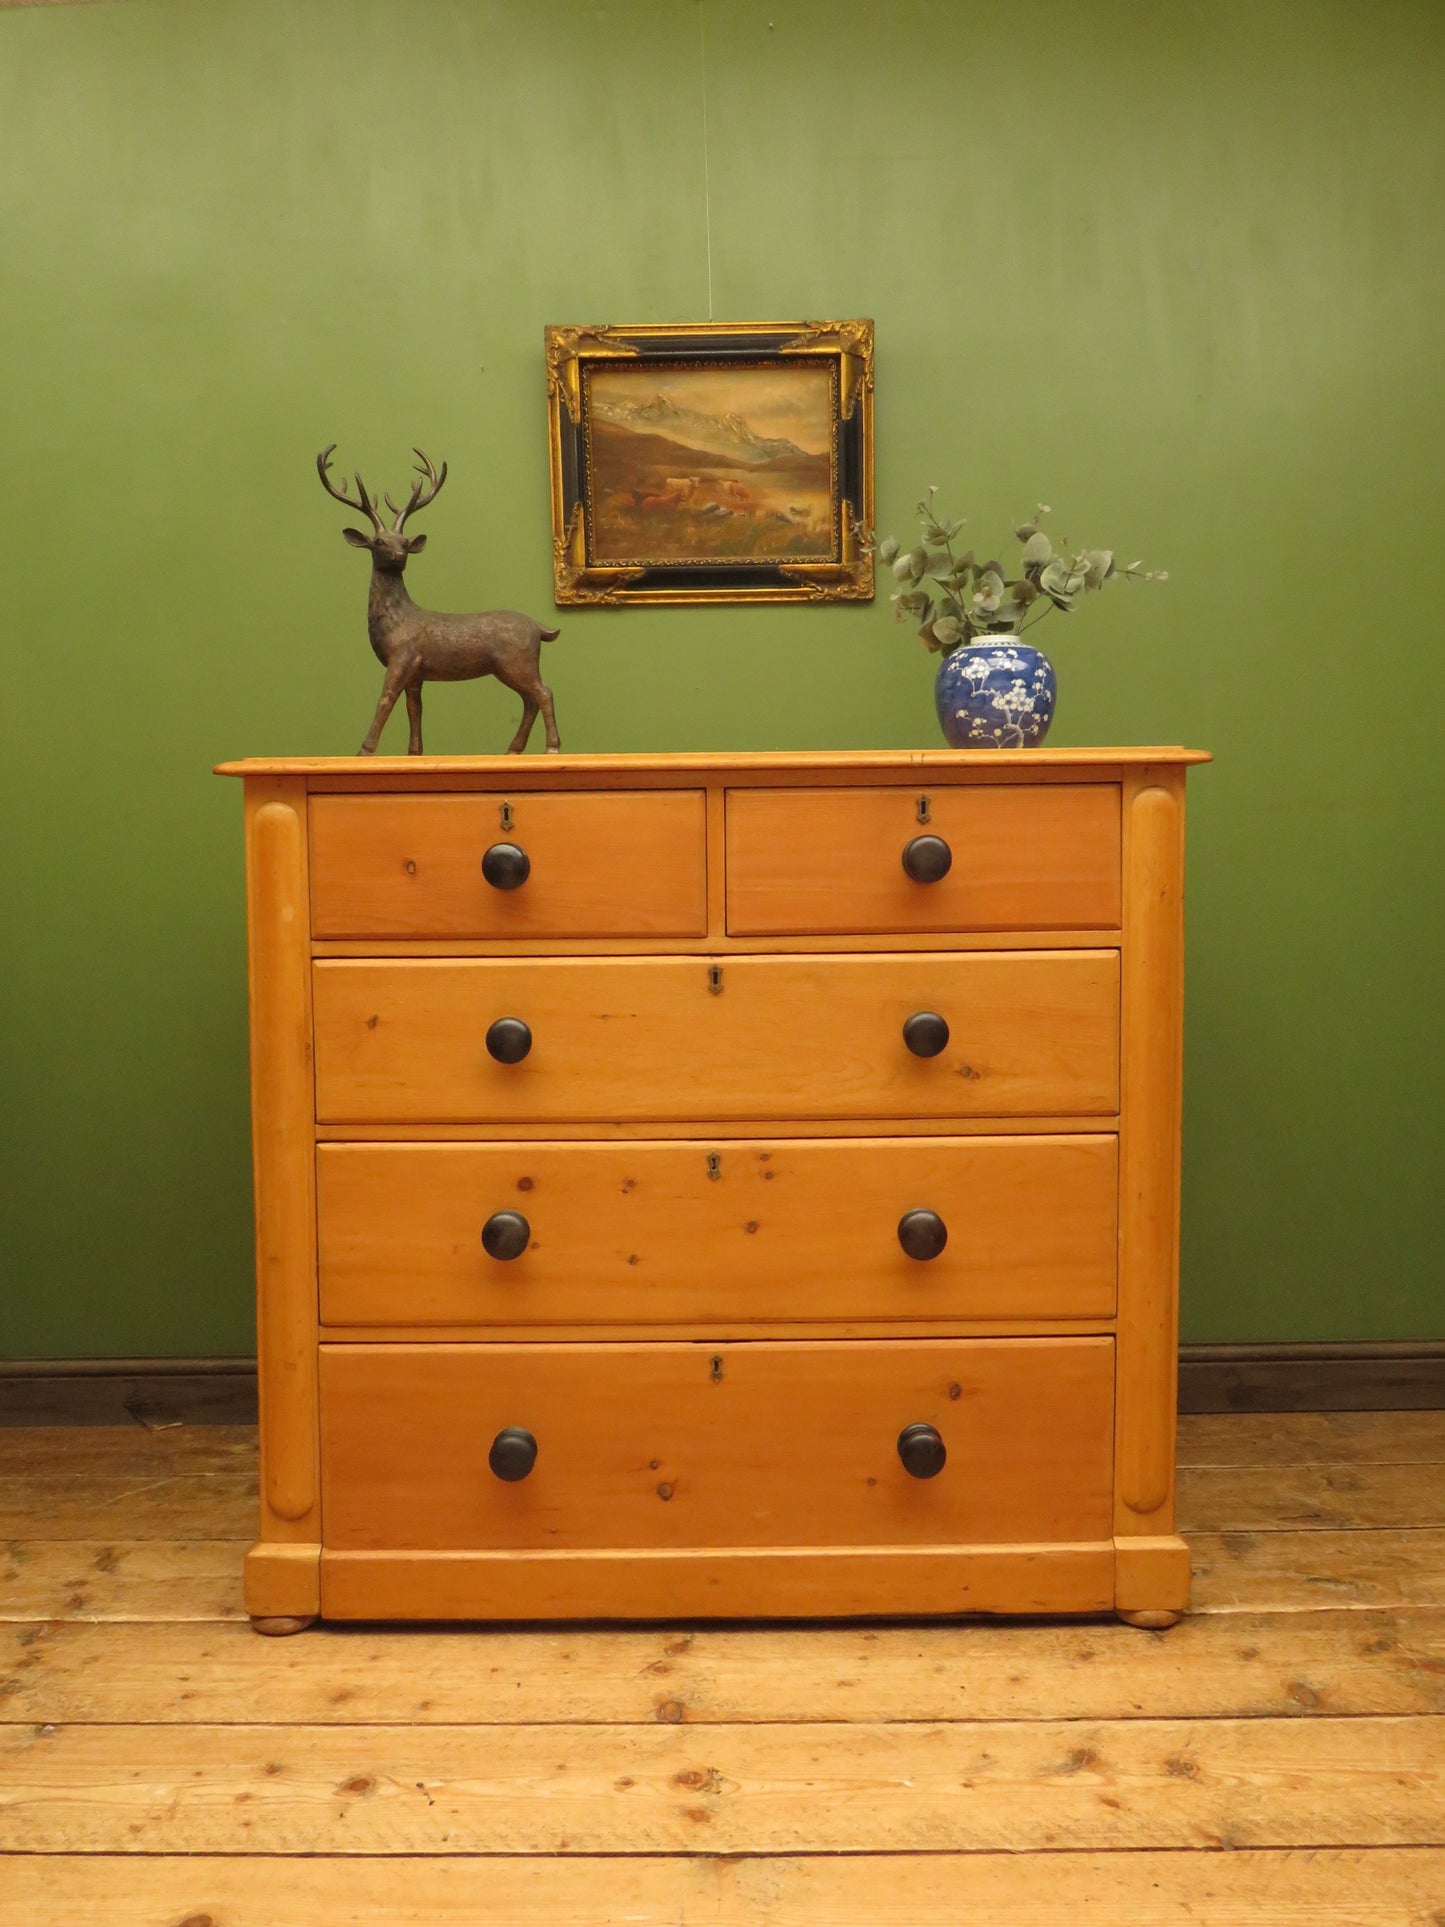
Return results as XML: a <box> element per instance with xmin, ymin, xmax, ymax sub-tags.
<box><xmin>698</xmin><ymin>0</ymin><xmax>714</xmax><ymax>320</ymax></box>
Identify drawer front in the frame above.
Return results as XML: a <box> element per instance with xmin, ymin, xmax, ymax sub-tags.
<box><xmin>309</xmin><ymin>790</ymin><xmax>707</xmax><ymax>938</ymax></box>
<box><xmin>319</xmin><ymin>1337</ymin><xmax>1115</xmax><ymax>1550</ymax></box>
<box><xmin>312</xmin><ymin>951</ymin><xmax>1120</xmax><ymax>1123</ymax></box>
<box><xmin>318</xmin><ymin>1135</ymin><xmax>1118</xmax><ymax>1327</ymax></box>
<box><xmin>726</xmin><ymin>784</ymin><xmax>1121</xmax><ymax>934</ymax></box>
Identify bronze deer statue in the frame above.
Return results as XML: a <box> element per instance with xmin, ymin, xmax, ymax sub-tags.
<box><xmin>317</xmin><ymin>444</ymin><xmax>561</xmax><ymax>755</ymax></box>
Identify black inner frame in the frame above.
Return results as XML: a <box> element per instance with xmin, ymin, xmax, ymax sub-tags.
<box><xmin>561</xmin><ymin>334</ymin><xmax>866</xmax><ymax>589</ymax></box>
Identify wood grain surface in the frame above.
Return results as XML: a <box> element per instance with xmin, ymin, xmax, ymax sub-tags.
<box><xmin>309</xmin><ymin>789</ymin><xmax>707</xmax><ymax>939</ymax></box>
<box><xmin>3</xmin><ymin>1607</ymin><xmax>1442</xmax><ymax>1725</ymax></box>
<box><xmin>724</xmin><ymin>782</ymin><xmax>1121</xmax><ymax>933</ymax></box>
<box><xmin>318</xmin><ymin>1338</ymin><xmax>1114</xmax><ymax>1553</ymax></box>
<box><xmin>311</xmin><ymin>949</ymin><xmax>1121</xmax><ymax>1123</ymax></box>
<box><xmin>316</xmin><ymin>1133</ymin><xmax>1119</xmax><ymax>1328</ymax></box>
<box><xmin>4</xmin><ymin>1850</ymin><xmax>1437</xmax><ymax>1927</ymax></box>
<box><xmin>3</xmin><ymin>1715</ymin><xmax>1442</xmax><ymax>1854</ymax></box>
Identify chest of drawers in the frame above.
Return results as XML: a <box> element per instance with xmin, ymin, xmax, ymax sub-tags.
<box><xmin>217</xmin><ymin>748</ymin><xmax>1207</xmax><ymax>1632</ymax></box>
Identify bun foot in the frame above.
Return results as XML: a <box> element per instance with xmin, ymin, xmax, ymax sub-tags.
<box><xmin>1118</xmin><ymin>1608</ymin><xmax>1182</xmax><ymax>1630</ymax></box>
<box><xmin>250</xmin><ymin>1613</ymin><xmax>317</xmax><ymax>1637</ymax></box>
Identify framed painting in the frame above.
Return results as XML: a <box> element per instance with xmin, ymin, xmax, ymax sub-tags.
<box><xmin>545</xmin><ymin>320</ymin><xmax>874</xmax><ymax>606</ymax></box>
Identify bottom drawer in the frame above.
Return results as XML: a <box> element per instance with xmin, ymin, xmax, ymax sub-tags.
<box><xmin>319</xmin><ymin>1337</ymin><xmax>1114</xmax><ymax>1552</ymax></box>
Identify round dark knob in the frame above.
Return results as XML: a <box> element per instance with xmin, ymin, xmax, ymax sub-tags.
<box><xmin>898</xmin><ymin>1209</ymin><xmax>948</xmax><ymax>1261</ymax></box>
<box><xmin>902</xmin><ymin>834</ymin><xmax>952</xmax><ymax>883</ymax></box>
<box><xmin>485</xmin><ymin>1017</ymin><xmax>532</xmax><ymax>1064</ymax></box>
<box><xmin>902</xmin><ymin>1010</ymin><xmax>949</xmax><ymax>1057</ymax></box>
<box><xmin>488</xmin><ymin>1427</ymin><xmax>538</xmax><ymax>1481</ymax></box>
<box><xmin>897</xmin><ymin>1422</ymin><xmax>947</xmax><ymax>1479</ymax></box>
<box><xmin>482</xmin><ymin>842</ymin><xmax>530</xmax><ymax>891</ymax></box>
<box><xmin>481</xmin><ymin>1210</ymin><xmax>530</xmax><ymax>1261</ymax></box>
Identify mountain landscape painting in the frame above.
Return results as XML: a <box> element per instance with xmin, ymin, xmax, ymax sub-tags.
<box><xmin>583</xmin><ymin>360</ymin><xmax>838</xmax><ymax>566</ymax></box>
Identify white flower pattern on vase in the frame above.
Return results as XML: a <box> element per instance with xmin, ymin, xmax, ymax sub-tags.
<box><xmin>935</xmin><ymin>642</ymin><xmax>1057</xmax><ymax>748</ymax></box>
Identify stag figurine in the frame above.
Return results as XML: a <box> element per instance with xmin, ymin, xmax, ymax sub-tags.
<box><xmin>317</xmin><ymin>444</ymin><xmax>561</xmax><ymax>755</ymax></box>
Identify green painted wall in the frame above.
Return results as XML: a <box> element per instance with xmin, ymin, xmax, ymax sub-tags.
<box><xmin>2</xmin><ymin>0</ymin><xmax>1441</xmax><ymax>1359</ymax></box>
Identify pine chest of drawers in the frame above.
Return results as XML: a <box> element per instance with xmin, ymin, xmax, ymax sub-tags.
<box><xmin>217</xmin><ymin>748</ymin><xmax>1208</xmax><ymax>1632</ymax></box>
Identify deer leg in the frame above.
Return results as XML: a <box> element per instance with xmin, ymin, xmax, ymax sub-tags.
<box><xmin>495</xmin><ymin>648</ymin><xmax>561</xmax><ymax>756</ymax></box>
<box><xmin>405</xmin><ymin>682</ymin><xmax>424</xmax><ymax>756</ymax></box>
<box><xmin>359</xmin><ymin>664</ymin><xmax>406</xmax><ymax>755</ymax></box>
<box><xmin>536</xmin><ymin>679</ymin><xmax>561</xmax><ymax>753</ymax></box>
<box><xmin>504</xmin><ymin>697</ymin><xmax>538</xmax><ymax>755</ymax></box>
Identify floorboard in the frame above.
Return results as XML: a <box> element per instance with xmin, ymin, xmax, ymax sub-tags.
<box><xmin>3</xmin><ymin>1848</ymin><xmax>1443</xmax><ymax>1927</ymax></box>
<box><xmin>1178</xmin><ymin>1463</ymin><xmax>1445</xmax><ymax>1532</ymax></box>
<box><xmin>3</xmin><ymin>1608</ymin><xmax>1442</xmax><ymax>1724</ymax></box>
<box><xmin>4</xmin><ymin>1849</ymin><xmax>1445</xmax><ymax>1927</ymax></box>
<box><xmin>0</xmin><ymin>1540</ymin><xmax>247</xmax><ymax>1621</ymax></box>
<box><xmin>1176</xmin><ymin>1411</ymin><xmax>1445</xmax><ymax>1467</ymax></box>
<box><xmin>3</xmin><ymin>1714</ymin><xmax>1443</xmax><ymax>1853</ymax></box>
<box><xmin>1189</xmin><ymin>1529</ymin><xmax>1445</xmax><ymax>1613</ymax></box>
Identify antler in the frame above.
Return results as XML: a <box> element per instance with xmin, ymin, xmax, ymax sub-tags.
<box><xmin>316</xmin><ymin>444</ymin><xmax>384</xmax><ymax>532</ymax></box>
<box><xmin>389</xmin><ymin>447</ymin><xmax>449</xmax><ymax>532</ymax></box>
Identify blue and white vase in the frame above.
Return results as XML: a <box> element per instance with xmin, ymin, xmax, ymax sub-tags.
<box><xmin>934</xmin><ymin>639</ymin><xmax>1057</xmax><ymax>749</ymax></box>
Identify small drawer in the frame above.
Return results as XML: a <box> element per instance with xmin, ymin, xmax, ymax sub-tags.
<box><xmin>319</xmin><ymin>1337</ymin><xmax>1115</xmax><ymax>1551</ymax></box>
<box><xmin>726</xmin><ymin>784</ymin><xmax>1121</xmax><ymax>934</ymax></box>
<box><xmin>309</xmin><ymin>790</ymin><xmax>707</xmax><ymax>938</ymax></box>
<box><xmin>318</xmin><ymin>1135</ymin><xmax>1118</xmax><ymax>1328</ymax></box>
<box><xmin>312</xmin><ymin>950</ymin><xmax>1120</xmax><ymax>1124</ymax></box>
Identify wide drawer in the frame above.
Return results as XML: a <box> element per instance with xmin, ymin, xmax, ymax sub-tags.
<box><xmin>312</xmin><ymin>951</ymin><xmax>1119</xmax><ymax>1123</ymax></box>
<box><xmin>317</xmin><ymin>1135</ymin><xmax>1118</xmax><ymax>1327</ymax></box>
<box><xmin>726</xmin><ymin>783</ymin><xmax>1121</xmax><ymax>934</ymax></box>
<box><xmin>309</xmin><ymin>790</ymin><xmax>707</xmax><ymax>938</ymax></box>
<box><xmin>319</xmin><ymin>1337</ymin><xmax>1115</xmax><ymax>1550</ymax></box>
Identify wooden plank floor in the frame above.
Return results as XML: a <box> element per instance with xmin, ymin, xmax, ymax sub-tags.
<box><xmin>0</xmin><ymin>1413</ymin><xmax>1442</xmax><ymax>1924</ymax></box>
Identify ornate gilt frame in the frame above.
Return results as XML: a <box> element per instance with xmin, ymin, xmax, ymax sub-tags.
<box><xmin>545</xmin><ymin>320</ymin><xmax>874</xmax><ymax>607</ymax></box>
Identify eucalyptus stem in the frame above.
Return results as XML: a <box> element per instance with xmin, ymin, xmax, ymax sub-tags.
<box><xmin>1016</xmin><ymin>599</ymin><xmax>1057</xmax><ymax>638</ymax></box>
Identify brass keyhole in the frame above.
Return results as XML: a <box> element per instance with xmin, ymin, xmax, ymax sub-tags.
<box><xmin>916</xmin><ymin>794</ymin><xmax>932</xmax><ymax>824</ymax></box>
<box><xmin>499</xmin><ymin>800</ymin><xmax>515</xmax><ymax>832</ymax></box>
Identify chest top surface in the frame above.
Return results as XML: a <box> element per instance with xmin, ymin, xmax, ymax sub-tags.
<box><xmin>218</xmin><ymin>747</ymin><xmax>1210</xmax><ymax>780</ymax></box>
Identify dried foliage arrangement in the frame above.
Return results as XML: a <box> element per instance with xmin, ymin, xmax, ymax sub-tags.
<box><xmin>866</xmin><ymin>490</ymin><xmax>1166</xmax><ymax>655</ymax></box>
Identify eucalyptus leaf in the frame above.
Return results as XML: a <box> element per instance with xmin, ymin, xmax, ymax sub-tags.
<box><xmin>932</xmin><ymin>615</ymin><xmax>964</xmax><ymax>646</ymax></box>
<box><xmin>891</xmin><ymin>552</ymin><xmax>914</xmax><ymax>582</ymax></box>
<box><xmin>1022</xmin><ymin>530</ymin><xmax>1052</xmax><ymax>567</ymax></box>
<box><xmin>878</xmin><ymin>536</ymin><xmax>900</xmax><ymax>564</ymax></box>
<box><xmin>1040</xmin><ymin>558</ymin><xmax>1087</xmax><ymax>598</ymax></box>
